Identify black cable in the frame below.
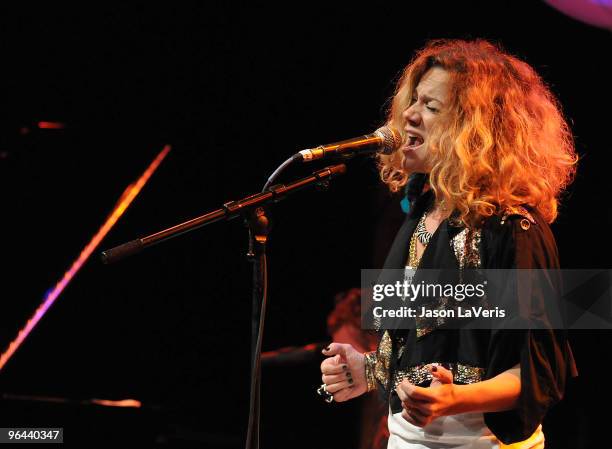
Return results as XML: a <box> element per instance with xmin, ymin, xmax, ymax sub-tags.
<box><xmin>262</xmin><ymin>153</ymin><xmax>301</xmax><ymax>192</ymax></box>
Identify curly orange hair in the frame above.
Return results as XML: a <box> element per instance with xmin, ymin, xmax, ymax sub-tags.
<box><xmin>378</xmin><ymin>39</ymin><xmax>577</xmax><ymax>225</ymax></box>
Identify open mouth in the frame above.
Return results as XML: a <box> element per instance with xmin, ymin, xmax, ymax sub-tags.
<box><xmin>404</xmin><ymin>135</ymin><xmax>424</xmax><ymax>151</ymax></box>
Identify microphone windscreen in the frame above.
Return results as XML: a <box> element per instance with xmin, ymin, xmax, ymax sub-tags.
<box><xmin>375</xmin><ymin>126</ymin><xmax>401</xmax><ymax>154</ymax></box>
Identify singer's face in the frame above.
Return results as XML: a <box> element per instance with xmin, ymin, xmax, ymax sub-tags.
<box><xmin>400</xmin><ymin>67</ymin><xmax>450</xmax><ymax>173</ymax></box>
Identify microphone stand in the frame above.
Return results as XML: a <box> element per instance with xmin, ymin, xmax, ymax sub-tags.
<box><xmin>245</xmin><ymin>206</ymin><xmax>267</xmax><ymax>449</ymax></box>
<box><xmin>100</xmin><ymin>163</ymin><xmax>347</xmax><ymax>449</ymax></box>
<box><xmin>100</xmin><ymin>164</ymin><xmax>346</xmax><ymax>264</ymax></box>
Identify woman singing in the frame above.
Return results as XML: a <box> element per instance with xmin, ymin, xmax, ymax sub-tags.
<box><xmin>319</xmin><ymin>39</ymin><xmax>578</xmax><ymax>448</ymax></box>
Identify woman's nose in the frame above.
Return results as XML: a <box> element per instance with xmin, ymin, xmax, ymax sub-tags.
<box><xmin>403</xmin><ymin>106</ymin><xmax>421</xmax><ymax>127</ymax></box>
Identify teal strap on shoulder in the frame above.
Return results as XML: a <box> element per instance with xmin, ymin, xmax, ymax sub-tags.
<box><xmin>400</xmin><ymin>195</ymin><xmax>410</xmax><ymax>214</ymax></box>
<box><xmin>400</xmin><ymin>184</ymin><xmax>411</xmax><ymax>214</ymax></box>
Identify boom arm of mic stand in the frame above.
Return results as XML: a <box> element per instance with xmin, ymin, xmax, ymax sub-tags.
<box><xmin>100</xmin><ymin>164</ymin><xmax>347</xmax><ymax>264</ymax></box>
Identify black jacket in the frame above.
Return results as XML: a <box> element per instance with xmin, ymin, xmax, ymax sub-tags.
<box><xmin>371</xmin><ymin>190</ymin><xmax>578</xmax><ymax>444</ymax></box>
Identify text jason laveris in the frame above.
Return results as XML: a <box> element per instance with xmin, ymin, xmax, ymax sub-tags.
<box><xmin>372</xmin><ymin>306</ymin><xmax>506</xmax><ymax>318</ymax></box>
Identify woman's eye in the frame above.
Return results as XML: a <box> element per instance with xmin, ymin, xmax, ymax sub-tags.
<box><xmin>426</xmin><ymin>105</ymin><xmax>439</xmax><ymax>113</ymax></box>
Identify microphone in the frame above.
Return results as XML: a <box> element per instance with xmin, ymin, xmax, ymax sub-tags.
<box><xmin>296</xmin><ymin>126</ymin><xmax>401</xmax><ymax>162</ymax></box>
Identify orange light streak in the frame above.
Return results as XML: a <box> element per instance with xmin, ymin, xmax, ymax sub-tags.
<box><xmin>0</xmin><ymin>145</ymin><xmax>172</xmax><ymax>370</ymax></box>
<box><xmin>90</xmin><ymin>398</ymin><xmax>142</xmax><ymax>408</ymax></box>
<box><xmin>37</xmin><ymin>121</ymin><xmax>66</xmax><ymax>129</ymax></box>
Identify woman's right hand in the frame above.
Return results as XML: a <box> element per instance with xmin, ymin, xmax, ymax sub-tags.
<box><xmin>320</xmin><ymin>342</ymin><xmax>368</xmax><ymax>402</ymax></box>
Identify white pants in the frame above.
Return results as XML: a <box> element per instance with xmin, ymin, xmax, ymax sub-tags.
<box><xmin>387</xmin><ymin>407</ymin><xmax>544</xmax><ymax>449</ymax></box>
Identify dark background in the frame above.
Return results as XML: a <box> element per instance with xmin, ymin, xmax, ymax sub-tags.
<box><xmin>0</xmin><ymin>2</ymin><xmax>610</xmax><ymax>447</ymax></box>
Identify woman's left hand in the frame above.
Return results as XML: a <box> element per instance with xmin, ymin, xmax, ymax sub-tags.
<box><xmin>395</xmin><ymin>364</ymin><xmax>457</xmax><ymax>427</ymax></box>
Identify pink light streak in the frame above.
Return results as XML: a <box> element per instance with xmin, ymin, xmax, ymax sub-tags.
<box><xmin>0</xmin><ymin>144</ymin><xmax>172</xmax><ymax>371</ymax></box>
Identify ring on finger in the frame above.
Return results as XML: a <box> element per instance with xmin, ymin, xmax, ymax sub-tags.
<box><xmin>316</xmin><ymin>384</ymin><xmax>334</xmax><ymax>403</ymax></box>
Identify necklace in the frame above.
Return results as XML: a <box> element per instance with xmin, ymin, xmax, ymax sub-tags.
<box><xmin>408</xmin><ymin>231</ymin><xmax>420</xmax><ymax>268</ymax></box>
<box><xmin>415</xmin><ymin>211</ymin><xmax>432</xmax><ymax>245</ymax></box>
